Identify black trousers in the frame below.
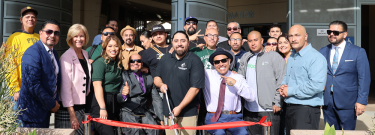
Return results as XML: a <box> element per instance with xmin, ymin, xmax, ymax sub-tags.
<box><xmin>285</xmin><ymin>104</ymin><xmax>320</xmax><ymax>135</ymax></box>
<box><xmin>90</xmin><ymin>92</ymin><xmax>119</xmax><ymax>135</ymax></box>
<box><xmin>243</xmin><ymin>109</ymin><xmax>280</xmax><ymax>135</ymax></box>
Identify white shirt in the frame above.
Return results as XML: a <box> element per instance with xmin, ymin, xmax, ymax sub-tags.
<box><xmin>203</xmin><ymin>69</ymin><xmax>255</xmax><ymax>112</ymax></box>
<box><xmin>42</xmin><ymin>42</ymin><xmax>59</xmax><ymax>76</ymax></box>
<box><xmin>330</xmin><ymin>40</ymin><xmax>346</xmax><ymax>67</ymax></box>
<box><xmin>244</xmin><ymin>54</ymin><xmax>273</xmax><ymax>112</ymax></box>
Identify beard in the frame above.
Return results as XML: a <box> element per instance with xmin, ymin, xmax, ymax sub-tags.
<box><xmin>232</xmin><ymin>47</ymin><xmax>240</xmax><ymax>52</ymax></box>
<box><xmin>187</xmin><ymin>27</ymin><xmax>196</xmax><ymax>36</ymax></box>
<box><xmin>126</xmin><ymin>38</ymin><xmax>133</xmax><ymax>45</ymax></box>
<box><xmin>176</xmin><ymin>48</ymin><xmax>187</xmax><ymax>57</ymax></box>
<box><xmin>329</xmin><ymin>36</ymin><xmax>344</xmax><ymax>45</ymax></box>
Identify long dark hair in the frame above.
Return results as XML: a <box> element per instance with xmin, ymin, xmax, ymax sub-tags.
<box><xmin>141</xmin><ymin>30</ymin><xmax>154</xmax><ymax>44</ymax></box>
<box><xmin>276</xmin><ymin>33</ymin><xmax>292</xmax><ymax>58</ymax></box>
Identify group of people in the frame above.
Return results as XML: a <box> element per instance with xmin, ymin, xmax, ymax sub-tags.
<box><xmin>6</xmin><ymin>6</ymin><xmax>371</xmax><ymax>135</ymax></box>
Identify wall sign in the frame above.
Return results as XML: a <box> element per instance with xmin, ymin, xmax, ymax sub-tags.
<box><xmin>228</xmin><ymin>11</ymin><xmax>254</xmax><ymax>19</ymax></box>
<box><xmin>317</xmin><ymin>29</ymin><xmax>328</xmax><ymax>36</ymax></box>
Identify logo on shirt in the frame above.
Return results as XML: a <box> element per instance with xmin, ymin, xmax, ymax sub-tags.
<box><xmin>247</xmin><ymin>64</ymin><xmax>255</xmax><ymax>69</ymax></box>
<box><xmin>157</xmin><ymin>54</ymin><xmax>164</xmax><ymax>59</ymax></box>
<box><xmin>262</xmin><ymin>61</ymin><xmax>269</xmax><ymax>65</ymax></box>
<box><xmin>178</xmin><ymin>63</ymin><xmax>187</xmax><ymax>70</ymax></box>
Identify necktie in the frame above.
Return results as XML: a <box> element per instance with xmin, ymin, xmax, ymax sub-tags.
<box><xmin>48</xmin><ymin>50</ymin><xmax>58</xmax><ymax>99</ymax></box>
<box><xmin>134</xmin><ymin>72</ymin><xmax>145</xmax><ymax>93</ymax></box>
<box><xmin>331</xmin><ymin>47</ymin><xmax>339</xmax><ymax>92</ymax></box>
<box><xmin>211</xmin><ymin>78</ymin><xmax>226</xmax><ymax>122</ymax></box>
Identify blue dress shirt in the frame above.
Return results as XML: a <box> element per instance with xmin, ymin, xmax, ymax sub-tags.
<box><xmin>282</xmin><ymin>44</ymin><xmax>327</xmax><ymax>106</ymax></box>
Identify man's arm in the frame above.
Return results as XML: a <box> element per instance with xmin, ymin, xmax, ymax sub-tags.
<box><xmin>171</xmin><ymin>87</ymin><xmax>200</xmax><ymax>117</ymax></box>
<box><xmin>151</xmin><ymin>84</ymin><xmax>163</xmax><ymax>121</ymax></box>
<box><xmin>272</xmin><ymin>53</ymin><xmax>286</xmax><ymax>107</ymax></box>
<box><xmin>287</xmin><ymin>56</ymin><xmax>327</xmax><ymax>99</ymax></box>
<box><xmin>22</xmin><ymin>51</ymin><xmax>57</xmax><ymax>110</ymax></box>
<box><xmin>230</xmin><ymin>76</ymin><xmax>255</xmax><ymax>102</ymax></box>
<box><xmin>356</xmin><ymin>48</ymin><xmax>371</xmax><ymax>105</ymax></box>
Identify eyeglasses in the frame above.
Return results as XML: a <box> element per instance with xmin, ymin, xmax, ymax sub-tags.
<box><xmin>230</xmin><ymin>38</ymin><xmax>241</xmax><ymax>42</ymax></box>
<box><xmin>129</xmin><ymin>59</ymin><xmax>142</xmax><ymax>63</ymax></box>
<box><xmin>42</xmin><ymin>29</ymin><xmax>60</xmax><ymax>36</ymax></box>
<box><xmin>213</xmin><ymin>58</ymin><xmax>228</xmax><ymax>65</ymax></box>
<box><xmin>267</xmin><ymin>42</ymin><xmax>277</xmax><ymax>46</ymax></box>
<box><xmin>123</xmin><ymin>34</ymin><xmax>134</xmax><ymax>37</ymax></box>
<box><xmin>327</xmin><ymin>30</ymin><xmax>344</xmax><ymax>36</ymax></box>
<box><xmin>205</xmin><ymin>34</ymin><xmax>218</xmax><ymax>38</ymax></box>
<box><xmin>103</xmin><ymin>32</ymin><xmax>115</xmax><ymax>36</ymax></box>
<box><xmin>227</xmin><ymin>27</ymin><xmax>238</xmax><ymax>31</ymax></box>
<box><xmin>185</xmin><ymin>21</ymin><xmax>197</xmax><ymax>25</ymax></box>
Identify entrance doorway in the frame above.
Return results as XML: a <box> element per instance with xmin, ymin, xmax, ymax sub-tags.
<box><xmin>361</xmin><ymin>5</ymin><xmax>375</xmax><ymax>102</ymax></box>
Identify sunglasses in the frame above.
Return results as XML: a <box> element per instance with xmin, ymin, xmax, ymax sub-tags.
<box><xmin>227</xmin><ymin>27</ymin><xmax>238</xmax><ymax>31</ymax></box>
<box><xmin>185</xmin><ymin>21</ymin><xmax>197</xmax><ymax>25</ymax></box>
<box><xmin>213</xmin><ymin>58</ymin><xmax>228</xmax><ymax>65</ymax></box>
<box><xmin>267</xmin><ymin>42</ymin><xmax>277</xmax><ymax>46</ymax></box>
<box><xmin>129</xmin><ymin>59</ymin><xmax>142</xmax><ymax>63</ymax></box>
<box><xmin>103</xmin><ymin>32</ymin><xmax>115</xmax><ymax>36</ymax></box>
<box><xmin>327</xmin><ymin>30</ymin><xmax>344</xmax><ymax>36</ymax></box>
<box><xmin>42</xmin><ymin>29</ymin><xmax>60</xmax><ymax>36</ymax></box>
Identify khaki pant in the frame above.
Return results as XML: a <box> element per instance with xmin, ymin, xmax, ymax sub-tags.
<box><xmin>164</xmin><ymin>115</ymin><xmax>197</xmax><ymax>135</ymax></box>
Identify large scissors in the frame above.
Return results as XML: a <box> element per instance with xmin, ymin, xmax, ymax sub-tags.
<box><xmin>165</xmin><ymin>88</ymin><xmax>178</xmax><ymax>135</ymax></box>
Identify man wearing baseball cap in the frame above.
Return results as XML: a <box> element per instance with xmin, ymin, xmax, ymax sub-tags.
<box><xmin>5</xmin><ymin>6</ymin><xmax>40</xmax><ymax>126</ymax></box>
<box><xmin>203</xmin><ymin>47</ymin><xmax>255</xmax><ymax>135</ymax></box>
<box><xmin>120</xmin><ymin>25</ymin><xmax>143</xmax><ymax>70</ymax></box>
<box><xmin>184</xmin><ymin>16</ymin><xmax>205</xmax><ymax>49</ymax></box>
<box><xmin>141</xmin><ymin>24</ymin><xmax>172</xmax><ymax>77</ymax></box>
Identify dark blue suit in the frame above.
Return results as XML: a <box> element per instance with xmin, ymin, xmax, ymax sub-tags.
<box><xmin>19</xmin><ymin>40</ymin><xmax>61</xmax><ymax>128</ymax></box>
<box><xmin>319</xmin><ymin>42</ymin><xmax>371</xmax><ymax>130</ymax></box>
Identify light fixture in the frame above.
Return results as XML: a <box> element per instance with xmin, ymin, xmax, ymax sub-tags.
<box><xmin>299</xmin><ymin>10</ymin><xmax>307</xmax><ymax>13</ymax></box>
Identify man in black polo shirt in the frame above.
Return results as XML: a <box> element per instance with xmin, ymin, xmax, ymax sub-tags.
<box><xmin>154</xmin><ymin>31</ymin><xmax>205</xmax><ymax>135</ymax></box>
<box><xmin>184</xmin><ymin>16</ymin><xmax>206</xmax><ymax>49</ymax></box>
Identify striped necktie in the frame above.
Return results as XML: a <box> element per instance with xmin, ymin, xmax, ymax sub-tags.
<box><xmin>48</xmin><ymin>50</ymin><xmax>58</xmax><ymax>99</ymax></box>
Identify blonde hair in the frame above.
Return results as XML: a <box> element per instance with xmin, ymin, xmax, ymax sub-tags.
<box><xmin>66</xmin><ymin>24</ymin><xmax>89</xmax><ymax>47</ymax></box>
<box><xmin>101</xmin><ymin>35</ymin><xmax>122</xmax><ymax>69</ymax></box>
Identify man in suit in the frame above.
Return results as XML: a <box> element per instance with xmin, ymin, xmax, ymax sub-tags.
<box><xmin>117</xmin><ymin>54</ymin><xmax>163</xmax><ymax>135</ymax></box>
<box><xmin>18</xmin><ymin>19</ymin><xmax>61</xmax><ymax>128</ymax></box>
<box><xmin>319</xmin><ymin>20</ymin><xmax>371</xmax><ymax>130</ymax></box>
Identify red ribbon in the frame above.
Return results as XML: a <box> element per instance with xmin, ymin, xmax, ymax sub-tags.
<box><xmin>82</xmin><ymin>115</ymin><xmax>271</xmax><ymax>130</ymax></box>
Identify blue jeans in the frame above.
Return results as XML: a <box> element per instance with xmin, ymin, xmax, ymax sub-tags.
<box><xmin>11</xmin><ymin>97</ymin><xmax>23</xmax><ymax>127</ymax></box>
<box><xmin>205</xmin><ymin>113</ymin><xmax>248</xmax><ymax>135</ymax></box>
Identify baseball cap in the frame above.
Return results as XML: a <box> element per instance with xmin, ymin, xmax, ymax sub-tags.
<box><xmin>151</xmin><ymin>25</ymin><xmax>165</xmax><ymax>35</ymax></box>
<box><xmin>184</xmin><ymin>16</ymin><xmax>198</xmax><ymax>24</ymax></box>
<box><xmin>20</xmin><ymin>6</ymin><xmax>38</xmax><ymax>17</ymax></box>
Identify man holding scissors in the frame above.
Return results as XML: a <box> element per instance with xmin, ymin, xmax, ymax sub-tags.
<box><xmin>154</xmin><ymin>31</ymin><xmax>205</xmax><ymax>135</ymax></box>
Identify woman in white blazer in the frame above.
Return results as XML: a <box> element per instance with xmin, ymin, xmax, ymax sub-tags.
<box><xmin>55</xmin><ymin>24</ymin><xmax>91</xmax><ymax>135</ymax></box>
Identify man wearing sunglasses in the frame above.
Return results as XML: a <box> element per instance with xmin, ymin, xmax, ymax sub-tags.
<box><xmin>19</xmin><ymin>19</ymin><xmax>62</xmax><ymax>128</ymax></box>
<box><xmin>184</xmin><ymin>16</ymin><xmax>205</xmax><ymax>49</ymax></box>
<box><xmin>319</xmin><ymin>20</ymin><xmax>371</xmax><ymax>130</ymax></box>
<box><xmin>203</xmin><ymin>47</ymin><xmax>255</xmax><ymax>135</ymax></box>
<box><xmin>5</xmin><ymin>6</ymin><xmax>40</xmax><ymax>126</ymax></box>
<box><xmin>217</xmin><ymin>21</ymin><xmax>250</xmax><ymax>52</ymax></box>
<box><xmin>117</xmin><ymin>54</ymin><xmax>163</xmax><ymax>135</ymax></box>
<box><xmin>86</xmin><ymin>27</ymin><xmax>115</xmax><ymax>63</ymax></box>
<box><xmin>238</xmin><ymin>31</ymin><xmax>286</xmax><ymax>135</ymax></box>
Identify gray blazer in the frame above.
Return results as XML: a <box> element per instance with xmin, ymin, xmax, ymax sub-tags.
<box><xmin>238</xmin><ymin>48</ymin><xmax>286</xmax><ymax>109</ymax></box>
<box><xmin>117</xmin><ymin>70</ymin><xmax>163</xmax><ymax>120</ymax></box>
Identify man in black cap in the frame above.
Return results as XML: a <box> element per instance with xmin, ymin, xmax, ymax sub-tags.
<box><xmin>203</xmin><ymin>47</ymin><xmax>255</xmax><ymax>135</ymax></box>
<box><xmin>184</xmin><ymin>16</ymin><xmax>205</xmax><ymax>49</ymax></box>
<box><xmin>154</xmin><ymin>31</ymin><xmax>205</xmax><ymax>135</ymax></box>
<box><xmin>6</xmin><ymin>6</ymin><xmax>40</xmax><ymax>126</ymax></box>
<box><xmin>141</xmin><ymin>24</ymin><xmax>172</xmax><ymax>77</ymax></box>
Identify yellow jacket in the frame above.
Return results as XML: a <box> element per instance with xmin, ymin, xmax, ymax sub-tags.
<box><xmin>5</xmin><ymin>30</ymin><xmax>39</xmax><ymax>96</ymax></box>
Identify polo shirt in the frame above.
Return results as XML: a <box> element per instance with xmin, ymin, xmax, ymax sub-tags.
<box><xmin>121</xmin><ymin>44</ymin><xmax>143</xmax><ymax>70</ymax></box>
<box><xmin>85</xmin><ymin>44</ymin><xmax>103</xmax><ymax>60</ymax></box>
<box><xmin>91</xmin><ymin>57</ymin><xmax>123</xmax><ymax>93</ymax></box>
<box><xmin>155</xmin><ymin>52</ymin><xmax>205</xmax><ymax>117</ymax></box>
<box><xmin>142</xmin><ymin>45</ymin><xmax>172</xmax><ymax>77</ymax></box>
